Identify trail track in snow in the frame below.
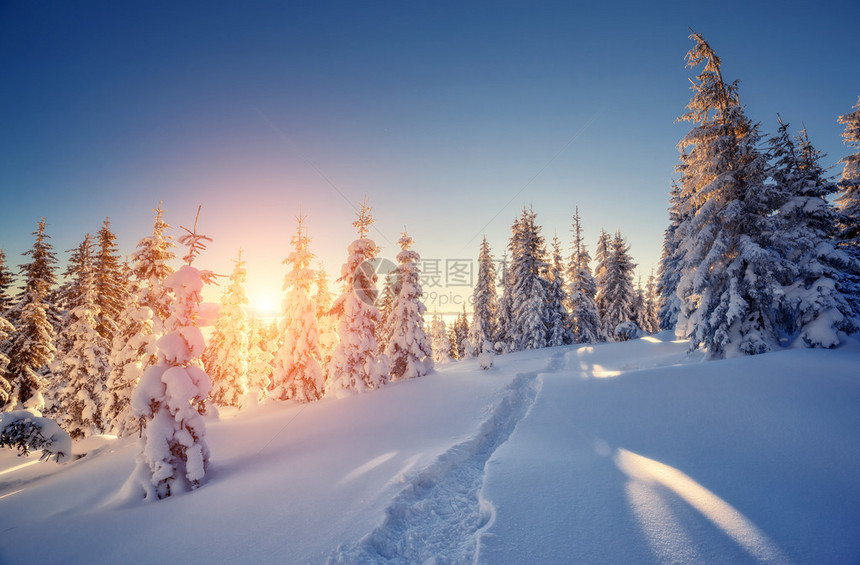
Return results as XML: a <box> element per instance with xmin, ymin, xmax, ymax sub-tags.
<box><xmin>329</xmin><ymin>352</ymin><xmax>565</xmax><ymax>565</ymax></box>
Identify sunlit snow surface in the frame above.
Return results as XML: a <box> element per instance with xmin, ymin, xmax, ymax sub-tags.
<box><xmin>1</xmin><ymin>332</ymin><xmax>859</xmax><ymax>564</ymax></box>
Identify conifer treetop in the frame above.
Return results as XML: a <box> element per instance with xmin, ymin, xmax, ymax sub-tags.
<box><xmin>287</xmin><ymin>212</ymin><xmax>314</xmax><ymax>265</ymax></box>
<box><xmin>679</xmin><ymin>31</ymin><xmax>740</xmax><ymax>130</ymax></box>
<box><xmin>838</xmin><ymin>95</ymin><xmax>860</xmax><ymax>149</ymax></box>
<box><xmin>20</xmin><ymin>217</ymin><xmax>57</xmax><ymax>301</ymax></box>
<box><xmin>178</xmin><ymin>206</ymin><xmax>213</xmax><ymax>266</ymax></box>
<box><xmin>353</xmin><ymin>196</ymin><xmax>375</xmax><ymax>239</ymax></box>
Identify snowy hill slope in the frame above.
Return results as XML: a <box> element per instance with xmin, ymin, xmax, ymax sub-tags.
<box><xmin>1</xmin><ymin>334</ymin><xmax>859</xmax><ymax>564</ymax></box>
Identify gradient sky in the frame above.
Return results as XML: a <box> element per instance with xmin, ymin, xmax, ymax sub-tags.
<box><xmin>1</xmin><ymin>1</ymin><xmax>858</xmax><ymax>314</ymax></box>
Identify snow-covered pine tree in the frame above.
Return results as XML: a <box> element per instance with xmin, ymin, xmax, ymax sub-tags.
<box><xmin>376</xmin><ymin>271</ymin><xmax>398</xmax><ymax>355</ymax></box>
<box><xmin>246</xmin><ymin>318</ymin><xmax>273</xmax><ymax>402</ymax></box>
<box><xmin>657</xmin><ymin>182</ymin><xmax>686</xmax><ymax>331</ymax></box>
<box><xmin>263</xmin><ymin>319</ymin><xmax>280</xmax><ymax>381</ymax></box>
<box><xmin>103</xmin><ymin>283</ymin><xmax>156</xmax><ymax>437</ymax></box>
<box><xmin>448</xmin><ymin>322</ymin><xmax>460</xmax><ymax>360</ymax></box>
<box><xmin>0</xmin><ymin>249</ymin><xmax>15</xmax><ymax>407</ymax></box>
<box><xmin>837</xmin><ymin>96</ymin><xmax>860</xmax><ymax>244</ymax></box>
<box><xmin>0</xmin><ymin>249</ymin><xmax>13</xmax><ymax>314</ymax></box>
<box><xmin>5</xmin><ymin>219</ymin><xmax>58</xmax><ymax>410</ymax></box>
<box><xmin>429</xmin><ymin>312</ymin><xmax>451</xmax><ymax>364</ymax></box>
<box><xmin>315</xmin><ymin>265</ymin><xmax>338</xmax><ymax>371</ymax></box>
<box><xmin>836</xmin><ymin>96</ymin><xmax>860</xmax><ymax>319</ymax></box>
<box><xmin>273</xmin><ymin>215</ymin><xmax>324</xmax><ymax>402</ymax></box>
<box><xmin>384</xmin><ymin>230</ymin><xmax>433</xmax><ymax>380</ymax></box>
<box><xmin>601</xmin><ymin>231</ymin><xmax>638</xmax><ymax>338</ymax></box>
<box><xmin>315</xmin><ymin>265</ymin><xmax>334</xmax><ymax>318</ymax></box>
<box><xmin>93</xmin><ymin>218</ymin><xmax>125</xmax><ymax>343</ymax></box>
<box><xmin>546</xmin><ymin>236</ymin><xmax>572</xmax><ymax>347</ymax></box>
<box><xmin>673</xmin><ymin>32</ymin><xmax>783</xmax><ymax>358</ymax></box>
<box><xmin>632</xmin><ymin>277</ymin><xmax>646</xmax><ymax>334</ymax></box>
<box><xmin>520</xmin><ymin>278</ymin><xmax>548</xmax><ymax>350</ymax></box>
<box><xmin>508</xmin><ymin>208</ymin><xmax>549</xmax><ymax>351</ymax></box>
<box><xmin>593</xmin><ymin>228</ymin><xmax>611</xmax><ymax>333</ymax></box>
<box><xmin>641</xmin><ymin>270</ymin><xmax>660</xmax><ymax>334</ymax></box>
<box><xmin>469</xmin><ymin>236</ymin><xmax>499</xmax><ymax>354</ymax></box>
<box><xmin>103</xmin><ymin>211</ymin><xmax>173</xmax><ymax>437</ymax></box>
<box><xmin>0</xmin><ymin>316</ymin><xmax>14</xmax><ymax>409</ymax></box>
<box><xmin>51</xmin><ymin>252</ymin><xmax>108</xmax><ymax>439</ymax></box>
<box><xmin>454</xmin><ymin>306</ymin><xmax>473</xmax><ymax>358</ymax></box>
<box><xmin>203</xmin><ymin>250</ymin><xmax>250</xmax><ymax>407</ymax></box>
<box><xmin>130</xmin><ymin>209</ymin><xmax>214</xmax><ymax>500</ymax></box>
<box><xmin>496</xmin><ymin>251</ymin><xmax>514</xmax><ymax>353</ymax></box>
<box><xmin>132</xmin><ymin>203</ymin><xmax>176</xmax><ymax>331</ymax></box>
<box><xmin>326</xmin><ymin>199</ymin><xmax>388</xmax><ymax>397</ymax></box>
<box><xmin>54</xmin><ymin>235</ymin><xmax>96</xmax><ymax>358</ymax></box>
<box><xmin>567</xmin><ymin>209</ymin><xmax>601</xmax><ymax>344</ymax></box>
<box><xmin>767</xmin><ymin>118</ymin><xmax>856</xmax><ymax>346</ymax></box>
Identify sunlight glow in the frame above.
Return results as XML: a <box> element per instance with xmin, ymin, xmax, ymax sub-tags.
<box><xmin>615</xmin><ymin>449</ymin><xmax>787</xmax><ymax>563</ymax></box>
<box><xmin>0</xmin><ymin>458</ymin><xmax>40</xmax><ymax>477</ymax></box>
<box><xmin>0</xmin><ymin>488</ymin><xmax>26</xmax><ymax>501</ymax></box>
<box><xmin>641</xmin><ymin>336</ymin><xmax>662</xmax><ymax>343</ymax></box>
<box><xmin>249</xmin><ymin>293</ymin><xmax>280</xmax><ymax>318</ymax></box>
<box><xmin>591</xmin><ymin>364</ymin><xmax>621</xmax><ymax>378</ymax></box>
<box><xmin>338</xmin><ymin>451</ymin><xmax>399</xmax><ymax>487</ymax></box>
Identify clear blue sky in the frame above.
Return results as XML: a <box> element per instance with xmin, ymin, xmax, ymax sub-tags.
<box><xmin>1</xmin><ymin>1</ymin><xmax>858</xmax><ymax>313</ymax></box>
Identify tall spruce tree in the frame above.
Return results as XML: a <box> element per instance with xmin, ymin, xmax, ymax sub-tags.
<box><xmin>55</xmin><ymin>235</ymin><xmax>95</xmax><ymax>356</ymax></box>
<box><xmin>246</xmin><ymin>318</ymin><xmax>273</xmax><ymax>402</ymax></box>
<box><xmin>314</xmin><ymin>265</ymin><xmax>337</xmax><ymax>371</ymax></box>
<box><xmin>104</xmin><ymin>280</ymin><xmax>156</xmax><ymax>437</ymax></box>
<box><xmin>376</xmin><ymin>271</ymin><xmax>398</xmax><ymax>355</ymax></box>
<box><xmin>657</xmin><ymin>182</ymin><xmax>685</xmax><ymax>330</ymax></box>
<box><xmin>0</xmin><ymin>316</ymin><xmax>13</xmax><ymax>408</ymax></box>
<box><xmin>203</xmin><ymin>250</ymin><xmax>250</xmax><ymax>407</ymax></box>
<box><xmin>448</xmin><ymin>321</ymin><xmax>460</xmax><ymax>360</ymax></box>
<box><xmin>273</xmin><ymin>216</ymin><xmax>324</xmax><ymax>402</ymax></box>
<box><xmin>52</xmin><ymin>255</ymin><xmax>108</xmax><ymax>439</ymax></box>
<box><xmin>429</xmin><ymin>312</ymin><xmax>451</xmax><ymax>364</ymax></box>
<box><xmin>641</xmin><ymin>270</ymin><xmax>660</xmax><ymax>334</ymax></box>
<box><xmin>0</xmin><ymin>250</ymin><xmax>15</xmax><ymax>314</ymax></box>
<box><xmin>508</xmin><ymin>208</ymin><xmax>548</xmax><ymax>351</ymax></box>
<box><xmin>469</xmin><ymin>236</ymin><xmax>499</xmax><ymax>354</ymax></box>
<box><xmin>546</xmin><ymin>236</ymin><xmax>572</xmax><ymax>347</ymax></box>
<box><xmin>768</xmin><ymin>118</ymin><xmax>856</xmax><ymax>346</ymax></box>
<box><xmin>93</xmin><ymin>218</ymin><xmax>125</xmax><ymax>342</ymax></box>
<box><xmin>567</xmin><ymin>209</ymin><xmax>601</xmax><ymax>343</ymax></box>
<box><xmin>836</xmin><ymin>96</ymin><xmax>860</xmax><ymax>319</ymax></box>
<box><xmin>385</xmin><ymin>231</ymin><xmax>433</xmax><ymax>380</ymax></box>
<box><xmin>104</xmin><ymin>212</ymin><xmax>170</xmax><ymax>437</ymax></box>
<box><xmin>632</xmin><ymin>277</ymin><xmax>646</xmax><ymax>333</ymax></box>
<box><xmin>837</xmin><ymin>96</ymin><xmax>860</xmax><ymax>243</ymax></box>
<box><xmin>326</xmin><ymin>199</ymin><xmax>388</xmax><ymax>396</ymax></box>
<box><xmin>593</xmin><ymin>228</ymin><xmax>611</xmax><ymax>334</ymax></box>
<box><xmin>454</xmin><ymin>305</ymin><xmax>472</xmax><ymax>357</ymax></box>
<box><xmin>6</xmin><ymin>218</ymin><xmax>58</xmax><ymax>409</ymax></box>
<box><xmin>496</xmin><ymin>251</ymin><xmax>514</xmax><ymax>352</ymax></box>
<box><xmin>673</xmin><ymin>32</ymin><xmax>783</xmax><ymax>358</ymax></box>
<box><xmin>602</xmin><ymin>231</ymin><xmax>638</xmax><ymax>339</ymax></box>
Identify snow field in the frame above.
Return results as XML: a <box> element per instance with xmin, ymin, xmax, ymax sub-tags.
<box><xmin>1</xmin><ymin>335</ymin><xmax>859</xmax><ymax>564</ymax></box>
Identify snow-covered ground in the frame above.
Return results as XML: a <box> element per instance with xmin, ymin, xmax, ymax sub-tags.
<box><xmin>2</xmin><ymin>333</ymin><xmax>859</xmax><ymax>564</ymax></box>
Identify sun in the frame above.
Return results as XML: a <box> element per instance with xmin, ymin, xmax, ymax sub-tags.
<box><xmin>248</xmin><ymin>293</ymin><xmax>280</xmax><ymax>318</ymax></box>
